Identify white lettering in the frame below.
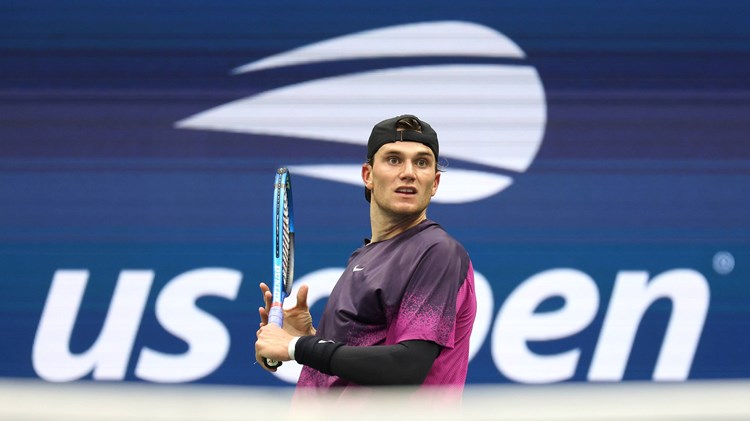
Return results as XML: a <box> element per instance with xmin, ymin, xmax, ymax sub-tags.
<box><xmin>135</xmin><ymin>268</ymin><xmax>241</xmax><ymax>383</ymax></box>
<box><xmin>32</xmin><ymin>270</ymin><xmax>153</xmax><ymax>382</ymax></box>
<box><xmin>588</xmin><ymin>269</ymin><xmax>710</xmax><ymax>381</ymax></box>
<box><xmin>33</xmin><ymin>265</ymin><xmax>711</xmax><ymax>385</ymax></box>
<box><xmin>493</xmin><ymin>268</ymin><xmax>599</xmax><ymax>383</ymax></box>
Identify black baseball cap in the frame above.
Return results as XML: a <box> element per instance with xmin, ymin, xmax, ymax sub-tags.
<box><xmin>367</xmin><ymin>114</ymin><xmax>439</xmax><ymax>162</ymax></box>
<box><xmin>365</xmin><ymin>114</ymin><xmax>440</xmax><ymax>202</ymax></box>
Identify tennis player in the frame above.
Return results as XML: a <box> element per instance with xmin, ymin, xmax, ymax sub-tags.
<box><xmin>255</xmin><ymin>115</ymin><xmax>477</xmax><ymax>394</ymax></box>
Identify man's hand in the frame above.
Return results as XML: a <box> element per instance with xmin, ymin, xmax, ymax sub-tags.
<box><xmin>256</xmin><ymin>282</ymin><xmax>316</xmax><ymax>371</ymax></box>
<box><xmin>258</xmin><ymin>282</ymin><xmax>316</xmax><ymax>337</ymax></box>
<box><xmin>255</xmin><ymin>323</ymin><xmax>294</xmax><ymax>372</ymax></box>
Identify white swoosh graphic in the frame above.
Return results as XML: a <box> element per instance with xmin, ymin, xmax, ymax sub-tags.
<box><xmin>288</xmin><ymin>164</ymin><xmax>513</xmax><ymax>204</ymax></box>
<box><xmin>176</xmin><ymin>64</ymin><xmax>546</xmax><ymax>172</ymax></box>
<box><xmin>176</xmin><ymin>21</ymin><xmax>547</xmax><ymax>203</ymax></box>
<box><xmin>232</xmin><ymin>21</ymin><xmax>525</xmax><ymax>74</ymax></box>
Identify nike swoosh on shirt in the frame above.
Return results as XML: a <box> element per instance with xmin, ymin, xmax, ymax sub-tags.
<box><xmin>352</xmin><ymin>265</ymin><xmax>365</xmax><ymax>272</ymax></box>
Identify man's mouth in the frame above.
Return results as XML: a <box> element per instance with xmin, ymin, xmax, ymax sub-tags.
<box><xmin>395</xmin><ymin>187</ymin><xmax>417</xmax><ymax>195</ymax></box>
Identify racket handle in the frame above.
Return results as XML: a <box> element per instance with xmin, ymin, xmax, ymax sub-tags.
<box><xmin>264</xmin><ymin>305</ymin><xmax>284</xmax><ymax>368</ymax></box>
<box><xmin>268</xmin><ymin>305</ymin><xmax>283</xmax><ymax>327</ymax></box>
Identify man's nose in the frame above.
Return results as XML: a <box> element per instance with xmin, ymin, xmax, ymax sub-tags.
<box><xmin>400</xmin><ymin>161</ymin><xmax>416</xmax><ymax>179</ymax></box>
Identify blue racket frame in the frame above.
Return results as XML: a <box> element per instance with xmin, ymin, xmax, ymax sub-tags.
<box><xmin>266</xmin><ymin>168</ymin><xmax>294</xmax><ymax>367</ymax></box>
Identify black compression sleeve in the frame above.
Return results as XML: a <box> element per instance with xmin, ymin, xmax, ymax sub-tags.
<box><xmin>294</xmin><ymin>336</ymin><xmax>343</xmax><ymax>375</ymax></box>
<box><xmin>329</xmin><ymin>340</ymin><xmax>440</xmax><ymax>386</ymax></box>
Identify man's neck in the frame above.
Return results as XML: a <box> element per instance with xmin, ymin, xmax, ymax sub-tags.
<box><xmin>369</xmin><ymin>210</ymin><xmax>427</xmax><ymax>243</ymax></box>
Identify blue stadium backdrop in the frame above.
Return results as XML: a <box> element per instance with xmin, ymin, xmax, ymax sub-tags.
<box><xmin>1</xmin><ymin>0</ymin><xmax>748</xmax><ymax>386</ymax></box>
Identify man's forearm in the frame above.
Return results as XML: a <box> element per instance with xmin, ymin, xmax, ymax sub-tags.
<box><xmin>293</xmin><ymin>337</ymin><xmax>439</xmax><ymax>385</ymax></box>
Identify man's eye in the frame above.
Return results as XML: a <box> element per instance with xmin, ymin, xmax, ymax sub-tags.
<box><xmin>387</xmin><ymin>157</ymin><xmax>400</xmax><ymax>165</ymax></box>
<box><xmin>416</xmin><ymin>159</ymin><xmax>428</xmax><ymax>167</ymax></box>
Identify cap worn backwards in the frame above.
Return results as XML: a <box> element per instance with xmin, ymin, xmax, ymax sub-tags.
<box><xmin>366</xmin><ymin>114</ymin><xmax>439</xmax><ymax>162</ymax></box>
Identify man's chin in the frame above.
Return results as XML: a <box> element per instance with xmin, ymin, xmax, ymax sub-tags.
<box><xmin>385</xmin><ymin>203</ymin><xmax>427</xmax><ymax>218</ymax></box>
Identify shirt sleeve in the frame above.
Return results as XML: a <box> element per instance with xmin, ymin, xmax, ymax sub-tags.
<box><xmin>386</xmin><ymin>240</ymin><xmax>468</xmax><ymax>349</ymax></box>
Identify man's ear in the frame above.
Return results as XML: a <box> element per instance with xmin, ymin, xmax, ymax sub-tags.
<box><xmin>431</xmin><ymin>170</ymin><xmax>441</xmax><ymax>197</ymax></box>
<box><xmin>362</xmin><ymin>162</ymin><xmax>373</xmax><ymax>190</ymax></box>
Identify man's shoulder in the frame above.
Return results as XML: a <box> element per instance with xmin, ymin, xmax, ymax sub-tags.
<box><xmin>413</xmin><ymin>220</ymin><xmax>469</xmax><ymax>257</ymax></box>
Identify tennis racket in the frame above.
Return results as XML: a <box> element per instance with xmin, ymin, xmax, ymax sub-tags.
<box><xmin>265</xmin><ymin>167</ymin><xmax>295</xmax><ymax>368</ymax></box>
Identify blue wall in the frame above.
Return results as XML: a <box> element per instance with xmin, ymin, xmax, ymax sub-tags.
<box><xmin>1</xmin><ymin>0</ymin><xmax>748</xmax><ymax>386</ymax></box>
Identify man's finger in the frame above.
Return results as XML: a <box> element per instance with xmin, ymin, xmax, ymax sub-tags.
<box><xmin>255</xmin><ymin>351</ymin><xmax>275</xmax><ymax>372</ymax></box>
<box><xmin>260</xmin><ymin>283</ymin><xmax>271</xmax><ymax>301</ymax></box>
<box><xmin>296</xmin><ymin>284</ymin><xmax>310</xmax><ymax>311</ymax></box>
<box><xmin>255</xmin><ymin>337</ymin><xmax>277</xmax><ymax>373</ymax></box>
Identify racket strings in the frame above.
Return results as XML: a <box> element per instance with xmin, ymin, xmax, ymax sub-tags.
<box><xmin>281</xmin><ymin>189</ymin><xmax>291</xmax><ymax>279</ymax></box>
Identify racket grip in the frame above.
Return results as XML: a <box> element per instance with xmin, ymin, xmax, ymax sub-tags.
<box><xmin>268</xmin><ymin>305</ymin><xmax>283</xmax><ymax>327</ymax></box>
<box><xmin>264</xmin><ymin>305</ymin><xmax>284</xmax><ymax>368</ymax></box>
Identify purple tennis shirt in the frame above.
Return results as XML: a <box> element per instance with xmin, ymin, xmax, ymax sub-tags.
<box><xmin>297</xmin><ymin>219</ymin><xmax>476</xmax><ymax>390</ymax></box>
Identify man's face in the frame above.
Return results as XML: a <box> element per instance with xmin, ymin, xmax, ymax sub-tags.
<box><xmin>363</xmin><ymin>141</ymin><xmax>440</xmax><ymax>218</ymax></box>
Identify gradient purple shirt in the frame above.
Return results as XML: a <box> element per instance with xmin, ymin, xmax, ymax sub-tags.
<box><xmin>297</xmin><ymin>219</ymin><xmax>476</xmax><ymax>390</ymax></box>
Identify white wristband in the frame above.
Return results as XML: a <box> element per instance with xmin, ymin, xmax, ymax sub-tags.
<box><xmin>288</xmin><ymin>336</ymin><xmax>300</xmax><ymax>361</ymax></box>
